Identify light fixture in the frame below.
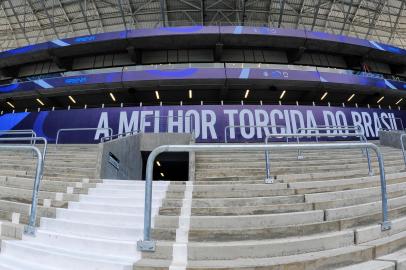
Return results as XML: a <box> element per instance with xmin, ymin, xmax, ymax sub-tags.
<box><xmin>160</xmin><ymin>172</ymin><xmax>164</xmax><ymax>177</ymax></box>
<box><xmin>279</xmin><ymin>90</ymin><xmax>286</xmax><ymax>100</ymax></box>
<box><xmin>396</xmin><ymin>98</ymin><xmax>403</xmax><ymax>105</ymax></box>
<box><xmin>109</xmin><ymin>92</ymin><xmax>116</xmax><ymax>102</ymax></box>
<box><xmin>377</xmin><ymin>96</ymin><xmax>384</xmax><ymax>104</ymax></box>
<box><xmin>347</xmin><ymin>94</ymin><xmax>355</xmax><ymax>102</ymax></box>
<box><xmin>320</xmin><ymin>92</ymin><xmax>328</xmax><ymax>101</ymax></box>
<box><xmin>188</xmin><ymin>89</ymin><xmax>192</xmax><ymax>99</ymax></box>
<box><xmin>36</xmin><ymin>98</ymin><xmax>44</xmax><ymax>106</ymax></box>
<box><xmin>155</xmin><ymin>90</ymin><xmax>160</xmax><ymax>100</ymax></box>
<box><xmin>68</xmin><ymin>95</ymin><xmax>76</xmax><ymax>104</ymax></box>
<box><xmin>244</xmin><ymin>89</ymin><xmax>250</xmax><ymax>99</ymax></box>
<box><xmin>6</xmin><ymin>101</ymin><xmax>14</xmax><ymax>109</ymax></box>
<box><xmin>156</xmin><ymin>161</ymin><xmax>161</xmax><ymax>167</ymax></box>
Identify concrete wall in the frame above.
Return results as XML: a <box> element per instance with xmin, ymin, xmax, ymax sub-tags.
<box><xmin>379</xmin><ymin>130</ymin><xmax>406</xmax><ymax>149</ymax></box>
<box><xmin>96</xmin><ymin>133</ymin><xmax>194</xmax><ymax>180</ymax></box>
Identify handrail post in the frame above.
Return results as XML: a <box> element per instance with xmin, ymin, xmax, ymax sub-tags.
<box><xmin>374</xmin><ymin>146</ymin><xmax>391</xmax><ymax>230</ymax></box>
<box><xmin>25</xmin><ymin>147</ymin><xmax>44</xmax><ymax>235</ymax></box>
<box><xmin>401</xmin><ymin>133</ymin><xmax>406</xmax><ymax>168</ymax></box>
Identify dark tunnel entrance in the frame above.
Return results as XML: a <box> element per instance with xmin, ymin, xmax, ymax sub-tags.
<box><xmin>141</xmin><ymin>152</ymin><xmax>189</xmax><ymax>181</ymax></box>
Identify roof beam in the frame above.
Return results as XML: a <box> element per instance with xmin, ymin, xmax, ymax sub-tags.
<box><xmin>278</xmin><ymin>0</ymin><xmax>285</xmax><ymax>28</ymax></box>
<box><xmin>389</xmin><ymin>0</ymin><xmax>406</xmax><ymax>42</ymax></box>
<box><xmin>159</xmin><ymin>0</ymin><xmax>167</xmax><ymax>27</ymax></box>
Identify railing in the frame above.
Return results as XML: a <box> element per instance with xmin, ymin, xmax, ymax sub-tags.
<box><xmin>56</xmin><ymin>127</ymin><xmax>113</xmax><ymax>144</ymax></box>
<box><xmin>400</xmin><ymin>133</ymin><xmax>406</xmax><ymax>168</ymax></box>
<box><xmin>0</xmin><ymin>137</ymin><xmax>47</xmax><ymax>161</ymax></box>
<box><xmin>296</xmin><ymin>126</ymin><xmax>362</xmax><ymax>142</ymax></box>
<box><xmin>0</xmin><ymin>130</ymin><xmax>37</xmax><ymax>144</ymax></box>
<box><xmin>264</xmin><ymin>132</ymin><xmax>372</xmax><ymax>180</ymax></box>
<box><xmin>0</xmin><ymin>145</ymin><xmax>44</xmax><ymax>236</ymax></box>
<box><xmin>100</xmin><ymin>131</ymin><xmax>139</xmax><ymax>143</ymax></box>
<box><xmin>295</xmin><ymin>126</ymin><xmax>367</xmax><ymax>158</ymax></box>
<box><xmin>378</xmin><ymin>117</ymin><xmax>404</xmax><ymax>131</ymax></box>
<box><xmin>137</xmin><ymin>142</ymin><xmax>391</xmax><ymax>252</ymax></box>
<box><xmin>224</xmin><ymin>125</ymin><xmax>286</xmax><ymax>143</ymax></box>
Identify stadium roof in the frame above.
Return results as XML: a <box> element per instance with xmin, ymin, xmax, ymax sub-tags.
<box><xmin>0</xmin><ymin>0</ymin><xmax>405</xmax><ymax>52</ymax></box>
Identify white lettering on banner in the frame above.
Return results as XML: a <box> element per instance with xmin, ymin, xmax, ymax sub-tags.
<box><xmin>118</xmin><ymin>111</ymin><xmax>139</xmax><ymax>134</ymax></box>
<box><xmin>270</xmin><ymin>110</ymin><xmax>285</xmax><ymax>134</ymax></box>
<box><xmin>289</xmin><ymin>110</ymin><xmax>305</xmax><ymax>133</ymax></box>
<box><xmin>351</xmin><ymin>112</ymin><xmax>364</xmax><ymax>135</ymax></box>
<box><xmin>379</xmin><ymin>113</ymin><xmax>391</xmax><ymax>130</ymax></box>
<box><xmin>373</xmin><ymin>112</ymin><xmax>383</xmax><ymax>136</ymax></box>
<box><xmin>185</xmin><ymin>110</ymin><xmax>200</xmax><ymax>137</ymax></box>
<box><xmin>254</xmin><ymin>110</ymin><xmax>271</xmax><ymax>139</ymax></box>
<box><xmin>95</xmin><ymin>112</ymin><xmax>109</xmax><ymax>139</ymax></box>
<box><xmin>168</xmin><ymin>110</ymin><xmax>183</xmax><ymax>133</ymax></box>
<box><xmin>140</xmin><ymin>111</ymin><xmax>154</xmax><ymax>132</ymax></box>
<box><xmin>305</xmin><ymin>110</ymin><xmax>318</xmax><ymax>134</ymax></box>
<box><xmin>239</xmin><ymin>109</ymin><xmax>255</xmax><ymax>139</ymax></box>
<box><xmin>390</xmin><ymin>113</ymin><xmax>398</xmax><ymax>129</ymax></box>
<box><xmin>224</xmin><ymin>110</ymin><xmax>238</xmax><ymax>139</ymax></box>
<box><xmin>154</xmin><ymin>111</ymin><xmax>160</xmax><ymax>133</ymax></box>
<box><xmin>201</xmin><ymin>110</ymin><xmax>217</xmax><ymax>140</ymax></box>
<box><xmin>361</xmin><ymin>112</ymin><xmax>374</xmax><ymax>137</ymax></box>
<box><xmin>323</xmin><ymin>111</ymin><xmax>337</xmax><ymax>133</ymax></box>
<box><xmin>283</xmin><ymin>110</ymin><xmax>292</xmax><ymax>133</ymax></box>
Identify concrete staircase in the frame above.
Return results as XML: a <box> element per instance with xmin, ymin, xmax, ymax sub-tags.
<box><xmin>0</xmin><ymin>180</ymin><xmax>170</xmax><ymax>270</ymax></box>
<box><xmin>135</xmin><ymin>142</ymin><xmax>406</xmax><ymax>269</ymax></box>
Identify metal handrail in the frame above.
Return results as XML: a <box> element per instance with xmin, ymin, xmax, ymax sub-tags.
<box><xmin>0</xmin><ymin>137</ymin><xmax>47</xmax><ymax>161</ymax></box>
<box><xmin>0</xmin><ymin>145</ymin><xmax>44</xmax><ymax>236</ymax></box>
<box><xmin>56</xmin><ymin>128</ymin><xmax>113</xmax><ymax>144</ymax></box>
<box><xmin>400</xmin><ymin>133</ymin><xmax>406</xmax><ymax>168</ymax></box>
<box><xmin>295</xmin><ymin>126</ymin><xmax>367</xmax><ymax>157</ymax></box>
<box><xmin>100</xmin><ymin>131</ymin><xmax>140</xmax><ymax>142</ymax></box>
<box><xmin>0</xmin><ymin>130</ymin><xmax>37</xmax><ymax>144</ymax></box>
<box><xmin>137</xmin><ymin>142</ymin><xmax>391</xmax><ymax>252</ymax></box>
<box><xmin>224</xmin><ymin>125</ymin><xmax>286</xmax><ymax>143</ymax></box>
<box><xmin>378</xmin><ymin>117</ymin><xmax>404</xmax><ymax>131</ymax></box>
<box><xmin>264</xmin><ymin>132</ymin><xmax>372</xmax><ymax>179</ymax></box>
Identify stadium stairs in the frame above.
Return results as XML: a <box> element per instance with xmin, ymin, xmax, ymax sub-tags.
<box><xmin>135</xmin><ymin>142</ymin><xmax>406</xmax><ymax>270</ymax></box>
<box><xmin>2</xmin><ymin>142</ymin><xmax>406</xmax><ymax>269</ymax></box>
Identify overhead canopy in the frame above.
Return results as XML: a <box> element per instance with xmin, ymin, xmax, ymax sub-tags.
<box><xmin>0</xmin><ymin>0</ymin><xmax>405</xmax><ymax>52</ymax></box>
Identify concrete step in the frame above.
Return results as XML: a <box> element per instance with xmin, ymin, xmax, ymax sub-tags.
<box><xmin>185</xmin><ymin>230</ymin><xmax>354</xmax><ymax>260</ymax></box>
<box><xmin>29</xmin><ymin>230</ymin><xmax>138</xmax><ymax>258</ymax></box>
<box><xmin>55</xmin><ymin>208</ymin><xmax>146</xmax><ymax>227</ymax></box>
<box><xmin>0</xmin><ymin>254</ymin><xmax>58</xmax><ymax>270</ymax></box>
<box><xmin>40</xmin><ymin>218</ymin><xmax>143</xmax><ymax>241</ymax></box>
<box><xmin>0</xmin><ymin>240</ymin><xmax>134</xmax><ymax>270</ymax></box>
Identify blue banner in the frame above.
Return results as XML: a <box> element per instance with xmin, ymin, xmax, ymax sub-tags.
<box><xmin>0</xmin><ymin>105</ymin><xmax>404</xmax><ymax>143</ymax></box>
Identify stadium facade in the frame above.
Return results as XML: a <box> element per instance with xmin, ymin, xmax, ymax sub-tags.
<box><xmin>0</xmin><ymin>25</ymin><xmax>405</xmax><ymax>142</ymax></box>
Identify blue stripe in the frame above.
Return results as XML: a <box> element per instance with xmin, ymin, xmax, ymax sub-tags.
<box><xmin>233</xmin><ymin>26</ymin><xmax>243</xmax><ymax>34</ymax></box>
<box><xmin>51</xmin><ymin>39</ymin><xmax>70</xmax><ymax>47</ymax></box>
<box><xmin>369</xmin><ymin>40</ymin><xmax>385</xmax><ymax>51</ymax></box>
<box><xmin>384</xmin><ymin>79</ymin><xmax>397</xmax><ymax>90</ymax></box>
<box><xmin>34</xmin><ymin>79</ymin><xmax>54</xmax><ymax>89</ymax></box>
<box><xmin>239</xmin><ymin>68</ymin><xmax>250</xmax><ymax>79</ymax></box>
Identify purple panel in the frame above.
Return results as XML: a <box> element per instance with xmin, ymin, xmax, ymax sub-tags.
<box><xmin>226</xmin><ymin>68</ymin><xmax>320</xmax><ymax>81</ymax></box>
<box><xmin>220</xmin><ymin>26</ymin><xmax>307</xmax><ymax>38</ymax></box>
<box><xmin>306</xmin><ymin>30</ymin><xmax>371</xmax><ymax>48</ymax></box>
<box><xmin>53</xmin><ymin>31</ymin><xmax>127</xmax><ymax>48</ymax></box>
<box><xmin>0</xmin><ymin>42</ymin><xmax>50</xmax><ymax>58</ymax></box>
<box><xmin>43</xmin><ymin>72</ymin><xmax>123</xmax><ymax>89</ymax></box>
<box><xmin>122</xmin><ymin>68</ymin><xmax>225</xmax><ymax>81</ymax></box>
<box><xmin>127</xmin><ymin>26</ymin><xmax>219</xmax><ymax>38</ymax></box>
